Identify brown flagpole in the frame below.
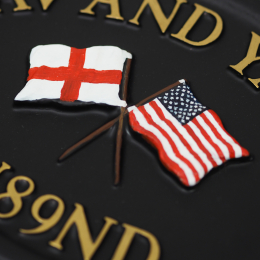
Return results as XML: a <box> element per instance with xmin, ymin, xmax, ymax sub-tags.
<box><xmin>114</xmin><ymin>59</ymin><xmax>132</xmax><ymax>185</ymax></box>
<box><xmin>58</xmin><ymin>116</ymin><xmax>120</xmax><ymax>162</ymax></box>
<box><xmin>59</xmin><ymin>79</ymin><xmax>185</xmax><ymax>162</ymax></box>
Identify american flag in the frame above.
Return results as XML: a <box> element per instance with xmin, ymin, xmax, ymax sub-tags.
<box><xmin>128</xmin><ymin>79</ymin><xmax>249</xmax><ymax>186</ymax></box>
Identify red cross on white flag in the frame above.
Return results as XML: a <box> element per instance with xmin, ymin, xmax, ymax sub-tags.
<box><xmin>15</xmin><ymin>44</ymin><xmax>132</xmax><ymax>107</ymax></box>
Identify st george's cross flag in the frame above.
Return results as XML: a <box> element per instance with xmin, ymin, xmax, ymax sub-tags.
<box><xmin>15</xmin><ymin>44</ymin><xmax>132</xmax><ymax>107</ymax></box>
<box><xmin>128</xmin><ymin>79</ymin><xmax>249</xmax><ymax>187</ymax></box>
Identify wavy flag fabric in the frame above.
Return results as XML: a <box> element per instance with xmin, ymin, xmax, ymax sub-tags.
<box><xmin>128</xmin><ymin>79</ymin><xmax>249</xmax><ymax>187</ymax></box>
<box><xmin>15</xmin><ymin>44</ymin><xmax>132</xmax><ymax>107</ymax></box>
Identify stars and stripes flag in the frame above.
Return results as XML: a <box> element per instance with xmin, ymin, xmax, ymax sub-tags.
<box><xmin>128</xmin><ymin>79</ymin><xmax>249</xmax><ymax>187</ymax></box>
<box><xmin>15</xmin><ymin>44</ymin><xmax>132</xmax><ymax>107</ymax></box>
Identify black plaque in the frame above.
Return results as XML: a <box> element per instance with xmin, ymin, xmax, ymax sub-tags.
<box><xmin>0</xmin><ymin>0</ymin><xmax>259</xmax><ymax>259</ymax></box>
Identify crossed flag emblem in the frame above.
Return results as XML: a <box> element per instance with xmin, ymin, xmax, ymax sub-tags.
<box><xmin>15</xmin><ymin>44</ymin><xmax>249</xmax><ymax>187</ymax></box>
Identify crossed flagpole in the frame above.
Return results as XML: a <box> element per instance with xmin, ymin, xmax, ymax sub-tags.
<box><xmin>14</xmin><ymin>47</ymin><xmax>251</xmax><ymax>187</ymax></box>
<box><xmin>59</xmin><ymin>78</ymin><xmax>184</xmax><ymax>184</ymax></box>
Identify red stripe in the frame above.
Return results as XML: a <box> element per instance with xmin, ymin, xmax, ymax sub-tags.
<box><xmin>192</xmin><ymin>117</ymin><xmax>226</xmax><ymax>162</ymax></box>
<box><xmin>129</xmin><ymin>109</ymin><xmax>190</xmax><ymax>186</ymax></box>
<box><xmin>69</xmin><ymin>47</ymin><xmax>85</xmax><ymax>68</ymax></box>
<box><xmin>27</xmin><ymin>47</ymin><xmax>123</xmax><ymax>102</ymax></box>
<box><xmin>183</xmin><ymin>123</ymin><xmax>218</xmax><ymax>167</ymax></box>
<box><xmin>28</xmin><ymin>67</ymin><xmax>122</xmax><ymax>84</ymax></box>
<box><xmin>60</xmin><ymin>80</ymin><xmax>82</xmax><ymax>102</ymax></box>
<box><xmin>150</xmin><ymin>101</ymin><xmax>208</xmax><ymax>174</ymax></box>
<box><xmin>139</xmin><ymin>106</ymin><xmax>200</xmax><ymax>183</ymax></box>
<box><xmin>60</xmin><ymin>48</ymin><xmax>86</xmax><ymax>101</ymax></box>
<box><xmin>208</xmin><ymin>110</ymin><xmax>249</xmax><ymax>157</ymax></box>
<box><xmin>200</xmin><ymin>112</ymin><xmax>235</xmax><ymax>158</ymax></box>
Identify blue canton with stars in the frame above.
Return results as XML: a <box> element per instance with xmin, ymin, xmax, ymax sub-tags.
<box><xmin>157</xmin><ymin>82</ymin><xmax>208</xmax><ymax>125</ymax></box>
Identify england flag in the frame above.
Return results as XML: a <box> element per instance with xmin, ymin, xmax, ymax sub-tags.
<box><xmin>128</xmin><ymin>80</ymin><xmax>249</xmax><ymax>187</ymax></box>
<box><xmin>15</xmin><ymin>44</ymin><xmax>132</xmax><ymax>107</ymax></box>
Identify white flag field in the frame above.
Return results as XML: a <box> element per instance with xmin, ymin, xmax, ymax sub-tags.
<box><xmin>15</xmin><ymin>44</ymin><xmax>132</xmax><ymax>107</ymax></box>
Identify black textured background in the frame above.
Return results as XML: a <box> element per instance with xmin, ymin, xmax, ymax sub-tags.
<box><xmin>0</xmin><ymin>0</ymin><xmax>259</xmax><ymax>259</ymax></box>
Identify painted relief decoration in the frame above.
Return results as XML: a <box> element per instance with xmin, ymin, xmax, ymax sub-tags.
<box><xmin>14</xmin><ymin>46</ymin><xmax>250</xmax><ymax>188</ymax></box>
<box><xmin>15</xmin><ymin>44</ymin><xmax>132</xmax><ymax>107</ymax></box>
<box><xmin>128</xmin><ymin>80</ymin><xmax>249</xmax><ymax>186</ymax></box>
<box><xmin>0</xmin><ymin>0</ymin><xmax>257</xmax><ymax>258</ymax></box>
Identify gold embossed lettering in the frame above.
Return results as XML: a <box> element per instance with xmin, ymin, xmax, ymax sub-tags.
<box><xmin>20</xmin><ymin>194</ymin><xmax>65</xmax><ymax>234</ymax></box>
<box><xmin>39</xmin><ymin>0</ymin><xmax>55</xmax><ymax>10</ymax></box>
<box><xmin>171</xmin><ymin>3</ymin><xmax>223</xmax><ymax>46</ymax></box>
<box><xmin>129</xmin><ymin>0</ymin><xmax>187</xmax><ymax>33</ymax></box>
<box><xmin>0</xmin><ymin>162</ymin><xmax>11</xmax><ymax>174</ymax></box>
<box><xmin>112</xmin><ymin>223</ymin><xmax>161</xmax><ymax>260</ymax></box>
<box><xmin>80</xmin><ymin>0</ymin><xmax>124</xmax><ymax>21</ymax></box>
<box><xmin>49</xmin><ymin>203</ymin><xmax>118</xmax><ymax>260</ymax></box>
<box><xmin>13</xmin><ymin>0</ymin><xmax>31</xmax><ymax>11</ymax></box>
<box><xmin>230</xmin><ymin>32</ymin><xmax>260</xmax><ymax>89</ymax></box>
<box><xmin>0</xmin><ymin>176</ymin><xmax>35</xmax><ymax>218</ymax></box>
<box><xmin>13</xmin><ymin>0</ymin><xmax>55</xmax><ymax>11</ymax></box>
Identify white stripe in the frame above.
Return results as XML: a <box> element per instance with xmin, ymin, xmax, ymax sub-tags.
<box><xmin>78</xmin><ymin>83</ymin><xmax>127</xmax><ymax>107</ymax></box>
<box><xmin>84</xmin><ymin>46</ymin><xmax>132</xmax><ymax>71</ymax></box>
<box><xmin>30</xmin><ymin>44</ymin><xmax>71</xmax><ymax>68</ymax></box>
<box><xmin>127</xmin><ymin>106</ymin><xmax>137</xmax><ymax>112</ymax></box>
<box><xmin>204</xmin><ymin>111</ymin><xmax>242</xmax><ymax>158</ymax></box>
<box><xmin>15</xmin><ymin>80</ymin><xmax>127</xmax><ymax>107</ymax></box>
<box><xmin>30</xmin><ymin>45</ymin><xmax>132</xmax><ymax>71</ymax></box>
<box><xmin>132</xmin><ymin>108</ymin><xmax>196</xmax><ymax>186</ymax></box>
<box><xmin>188</xmin><ymin>121</ymin><xmax>223</xmax><ymax>165</ymax></box>
<box><xmin>197</xmin><ymin>116</ymin><xmax>230</xmax><ymax>160</ymax></box>
<box><xmin>144</xmin><ymin>103</ymin><xmax>205</xmax><ymax>179</ymax></box>
<box><xmin>155</xmin><ymin>99</ymin><xmax>213</xmax><ymax>173</ymax></box>
<box><xmin>15</xmin><ymin>79</ymin><xmax>64</xmax><ymax>101</ymax></box>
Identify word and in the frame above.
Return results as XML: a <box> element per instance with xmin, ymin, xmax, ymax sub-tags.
<box><xmin>0</xmin><ymin>162</ymin><xmax>160</xmax><ymax>260</ymax></box>
<box><xmin>7</xmin><ymin>0</ymin><xmax>223</xmax><ymax>47</ymax></box>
